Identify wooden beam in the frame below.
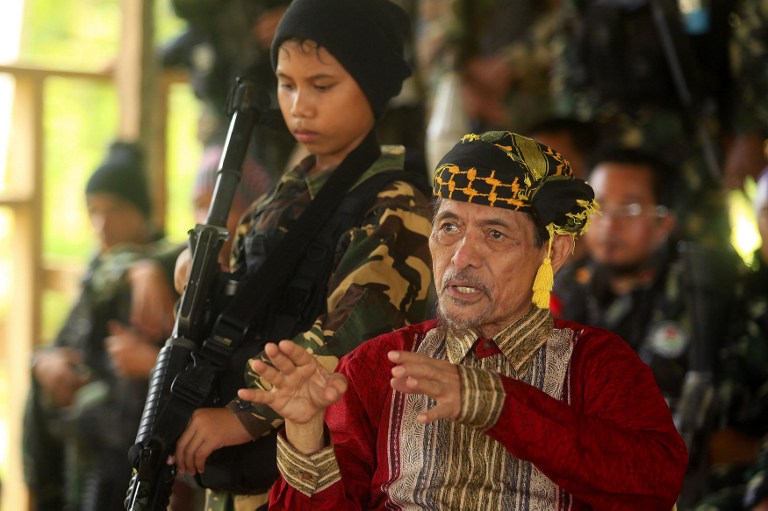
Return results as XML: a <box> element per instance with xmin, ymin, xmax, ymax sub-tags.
<box><xmin>116</xmin><ymin>0</ymin><xmax>165</xmax><ymax>229</ymax></box>
<box><xmin>2</xmin><ymin>72</ymin><xmax>44</xmax><ymax>511</ymax></box>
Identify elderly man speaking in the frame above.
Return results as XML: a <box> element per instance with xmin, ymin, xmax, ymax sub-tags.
<box><xmin>238</xmin><ymin>131</ymin><xmax>688</xmax><ymax>510</ymax></box>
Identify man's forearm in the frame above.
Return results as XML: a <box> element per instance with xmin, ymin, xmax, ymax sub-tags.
<box><xmin>285</xmin><ymin>415</ymin><xmax>326</xmax><ymax>455</ymax></box>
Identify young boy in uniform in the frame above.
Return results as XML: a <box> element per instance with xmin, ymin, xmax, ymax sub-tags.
<box><xmin>169</xmin><ymin>1</ymin><xmax>434</xmax><ymax>509</ymax></box>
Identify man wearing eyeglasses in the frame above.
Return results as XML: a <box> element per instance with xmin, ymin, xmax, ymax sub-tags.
<box><xmin>553</xmin><ymin>146</ymin><xmax>762</xmax><ymax>507</ymax></box>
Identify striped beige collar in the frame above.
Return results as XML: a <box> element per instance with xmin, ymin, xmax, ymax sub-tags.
<box><xmin>444</xmin><ymin>306</ymin><xmax>554</xmax><ymax>375</ymax></box>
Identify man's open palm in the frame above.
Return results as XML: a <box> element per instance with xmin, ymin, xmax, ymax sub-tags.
<box><xmin>238</xmin><ymin>340</ymin><xmax>348</xmax><ymax>425</ymax></box>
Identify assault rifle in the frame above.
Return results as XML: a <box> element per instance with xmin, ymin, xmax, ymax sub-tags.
<box><xmin>674</xmin><ymin>241</ymin><xmax>737</xmax><ymax>505</ymax></box>
<box><xmin>124</xmin><ymin>77</ymin><xmax>271</xmax><ymax>511</ymax></box>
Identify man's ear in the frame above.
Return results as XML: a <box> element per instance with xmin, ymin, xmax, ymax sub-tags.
<box><xmin>550</xmin><ymin>234</ymin><xmax>575</xmax><ymax>276</ymax></box>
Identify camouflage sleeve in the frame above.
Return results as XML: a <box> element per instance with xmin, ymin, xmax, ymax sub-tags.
<box><xmin>730</xmin><ymin>0</ymin><xmax>768</xmax><ymax>135</ymax></box>
<box><xmin>743</xmin><ymin>438</ymin><xmax>768</xmax><ymax>508</ymax></box>
<box><xmin>229</xmin><ymin>180</ymin><xmax>434</xmax><ymax>437</ymax></box>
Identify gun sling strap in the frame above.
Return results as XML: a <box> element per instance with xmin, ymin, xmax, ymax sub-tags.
<box><xmin>147</xmin><ymin>131</ymin><xmax>386</xmax><ymax>452</ymax></box>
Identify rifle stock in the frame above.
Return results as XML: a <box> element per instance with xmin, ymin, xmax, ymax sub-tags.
<box><xmin>125</xmin><ymin>77</ymin><xmax>269</xmax><ymax>511</ymax></box>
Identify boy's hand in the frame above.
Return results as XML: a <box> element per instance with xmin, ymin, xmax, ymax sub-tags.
<box><xmin>387</xmin><ymin>350</ymin><xmax>461</xmax><ymax>425</ymax></box>
<box><xmin>171</xmin><ymin>407</ymin><xmax>253</xmax><ymax>476</ymax></box>
<box><xmin>238</xmin><ymin>341</ymin><xmax>347</xmax><ymax>425</ymax></box>
<box><xmin>32</xmin><ymin>348</ymin><xmax>89</xmax><ymax>407</ymax></box>
<box><xmin>105</xmin><ymin>321</ymin><xmax>160</xmax><ymax>378</ymax></box>
<box><xmin>238</xmin><ymin>340</ymin><xmax>347</xmax><ymax>454</ymax></box>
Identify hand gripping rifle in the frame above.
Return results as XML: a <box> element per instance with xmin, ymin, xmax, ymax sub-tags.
<box><xmin>124</xmin><ymin>77</ymin><xmax>271</xmax><ymax>511</ymax></box>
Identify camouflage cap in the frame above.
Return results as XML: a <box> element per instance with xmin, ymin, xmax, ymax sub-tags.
<box><xmin>433</xmin><ymin>131</ymin><xmax>598</xmax><ymax>238</ymax></box>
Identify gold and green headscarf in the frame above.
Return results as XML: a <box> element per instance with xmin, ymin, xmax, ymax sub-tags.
<box><xmin>433</xmin><ymin>131</ymin><xmax>599</xmax><ymax>309</ymax></box>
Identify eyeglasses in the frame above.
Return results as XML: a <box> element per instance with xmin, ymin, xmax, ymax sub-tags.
<box><xmin>595</xmin><ymin>203</ymin><xmax>669</xmax><ymax>220</ymax></box>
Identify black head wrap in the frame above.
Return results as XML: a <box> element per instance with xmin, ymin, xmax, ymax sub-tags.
<box><xmin>270</xmin><ymin>0</ymin><xmax>411</xmax><ymax>118</ymax></box>
<box><xmin>433</xmin><ymin>131</ymin><xmax>598</xmax><ymax>238</ymax></box>
<box><xmin>85</xmin><ymin>142</ymin><xmax>151</xmax><ymax>217</ymax></box>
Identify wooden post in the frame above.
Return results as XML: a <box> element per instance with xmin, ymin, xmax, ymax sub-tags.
<box><xmin>116</xmin><ymin>0</ymin><xmax>166</xmax><ymax>229</ymax></box>
<box><xmin>2</xmin><ymin>72</ymin><xmax>44</xmax><ymax>511</ymax></box>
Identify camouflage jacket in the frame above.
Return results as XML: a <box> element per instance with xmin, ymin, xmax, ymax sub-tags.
<box><xmin>227</xmin><ymin>145</ymin><xmax>434</xmax><ymax>435</ymax></box>
<box><xmin>554</xmin><ymin>240</ymin><xmax>753</xmax><ymax>415</ymax></box>
<box><xmin>413</xmin><ymin>0</ymin><xmax>557</xmax><ymax>132</ymax></box>
<box><xmin>553</xmin><ymin>0</ymin><xmax>768</xmax><ymax>137</ymax></box>
<box><xmin>730</xmin><ymin>0</ymin><xmax>768</xmax><ymax>136</ymax></box>
<box><xmin>691</xmin><ymin>252</ymin><xmax>768</xmax><ymax>509</ymax></box>
<box><xmin>717</xmin><ymin>250</ymin><xmax>768</xmax><ymax>435</ymax></box>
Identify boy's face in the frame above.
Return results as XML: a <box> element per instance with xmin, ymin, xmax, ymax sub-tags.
<box><xmin>276</xmin><ymin>40</ymin><xmax>375</xmax><ymax>174</ymax></box>
<box><xmin>86</xmin><ymin>192</ymin><xmax>149</xmax><ymax>252</ymax></box>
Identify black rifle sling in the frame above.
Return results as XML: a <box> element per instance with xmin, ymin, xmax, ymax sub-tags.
<box><xmin>151</xmin><ymin>131</ymin><xmax>381</xmax><ymax>445</ymax></box>
<box><xmin>269</xmin><ymin>167</ymin><xmax>421</xmax><ymax>342</ymax></box>
<box><xmin>216</xmin><ymin>130</ymin><xmax>381</xmax><ymax>335</ymax></box>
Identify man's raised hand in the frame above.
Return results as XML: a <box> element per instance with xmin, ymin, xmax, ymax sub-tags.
<box><xmin>238</xmin><ymin>340</ymin><xmax>348</xmax><ymax>454</ymax></box>
<box><xmin>388</xmin><ymin>350</ymin><xmax>462</xmax><ymax>425</ymax></box>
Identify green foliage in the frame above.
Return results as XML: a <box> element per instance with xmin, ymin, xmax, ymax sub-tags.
<box><xmin>165</xmin><ymin>83</ymin><xmax>203</xmax><ymax>244</ymax></box>
<box><xmin>43</xmin><ymin>78</ymin><xmax>118</xmax><ymax>261</ymax></box>
<box><xmin>20</xmin><ymin>0</ymin><xmax>185</xmax><ymax>69</ymax></box>
<box><xmin>20</xmin><ymin>0</ymin><xmax>121</xmax><ymax>69</ymax></box>
<box><xmin>17</xmin><ymin>0</ymin><xmax>195</xmax><ymax>264</ymax></box>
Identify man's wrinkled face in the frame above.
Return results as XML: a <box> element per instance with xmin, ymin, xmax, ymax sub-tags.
<box><xmin>585</xmin><ymin>163</ymin><xmax>674</xmax><ymax>272</ymax></box>
<box><xmin>429</xmin><ymin>199</ymin><xmax>546</xmax><ymax>338</ymax></box>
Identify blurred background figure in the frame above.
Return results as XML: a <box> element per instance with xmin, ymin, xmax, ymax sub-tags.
<box><xmin>690</xmin><ymin>168</ymin><xmax>768</xmax><ymax>511</ymax></box>
<box><xmin>160</xmin><ymin>0</ymin><xmax>296</xmax><ymax>195</ymax></box>
<box><xmin>414</xmin><ymin>0</ymin><xmax>561</xmax><ymax>170</ymax></box>
<box><xmin>551</xmin><ymin>0</ymin><xmax>768</xmax><ymax>247</ymax></box>
<box><xmin>553</xmin><ymin>147</ymin><xmax>763</xmax><ymax>508</ymax></box>
<box><xmin>527</xmin><ymin>116</ymin><xmax>599</xmax><ymax>180</ymax></box>
<box><xmin>21</xmin><ymin>142</ymin><xmax>183</xmax><ymax>511</ymax></box>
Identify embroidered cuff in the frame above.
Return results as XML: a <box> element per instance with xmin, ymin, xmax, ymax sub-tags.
<box><xmin>456</xmin><ymin>365</ymin><xmax>506</xmax><ymax>431</ymax></box>
<box><xmin>276</xmin><ymin>428</ymin><xmax>341</xmax><ymax>497</ymax></box>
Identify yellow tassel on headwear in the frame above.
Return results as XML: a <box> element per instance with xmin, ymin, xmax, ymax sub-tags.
<box><xmin>532</xmin><ymin>227</ymin><xmax>555</xmax><ymax>309</ymax></box>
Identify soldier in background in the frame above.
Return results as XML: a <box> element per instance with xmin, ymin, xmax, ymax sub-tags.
<box><xmin>414</xmin><ymin>0</ymin><xmax>561</xmax><ymax>134</ymax></box>
<box><xmin>552</xmin><ymin>0</ymin><xmax>768</xmax><ymax>247</ymax></box>
<box><xmin>690</xmin><ymin>169</ymin><xmax>768</xmax><ymax>511</ymax></box>
<box><xmin>553</xmin><ymin>147</ymin><xmax>760</xmax><ymax>508</ymax></box>
<box><xmin>22</xmin><ymin>142</ymin><xmax>182</xmax><ymax>511</ymax></box>
<box><xmin>160</xmin><ymin>0</ymin><xmax>296</xmax><ymax>179</ymax></box>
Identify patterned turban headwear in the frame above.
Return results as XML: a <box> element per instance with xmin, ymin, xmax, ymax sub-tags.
<box><xmin>433</xmin><ymin>131</ymin><xmax>600</xmax><ymax>309</ymax></box>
